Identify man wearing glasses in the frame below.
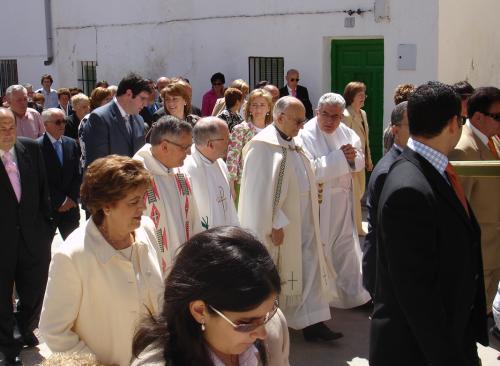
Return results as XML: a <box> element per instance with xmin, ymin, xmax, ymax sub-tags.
<box><xmin>183</xmin><ymin>117</ymin><xmax>239</xmax><ymax>230</ymax></box>
<box><xmin>449</xmin><ymin>86</ymin><xmax>500</xmax><ymax>319</ymax></box>
<box><xmin>37</xmin><ymin>108</ymin><xmax>81</xmax><ymax>241</ymax></box>
<box><xmin>239</xmin><ymin>96</ymin><xmax>339</xmax><ymax>342</ymax></box>
<box><xmin>133</xmin><ymin>115</ymin><xmax>202</xmax><ymax>277</ymax></box>
<box><xmin>279</xmin><ymin>69</ymin><xmax>313</xmax><ymax>120</ymax></box>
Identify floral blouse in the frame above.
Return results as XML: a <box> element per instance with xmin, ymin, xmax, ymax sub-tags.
<box><xmin>226</xmin><ymin>121</ymin><xmax>259</xmax><ymax>183</ymax></box>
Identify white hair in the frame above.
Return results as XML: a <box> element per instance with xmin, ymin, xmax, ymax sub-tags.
<box><xmin>41</xmin><ymin>108</ymin><xmax>65</xmax><ymax>123</ymax></box>
<box><xmin>273</xmin><ymin>96</ymin><xmax>298</xmax><ymax>120</ymax></box>
<box><xmin>317</xmin><ymin>93</ymin><xmax>346</xmax><ymax>110</ymax></box>
<box><xmin>5</xmin><ymin>85</ymin><xmax>26</xmax><ymax>98</ymax></box>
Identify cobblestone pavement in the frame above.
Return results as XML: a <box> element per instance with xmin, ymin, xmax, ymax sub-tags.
<box><xmin>21</xmin><ymin>213</ymin><xmax>500</xmax><ymax>365</ymax></box>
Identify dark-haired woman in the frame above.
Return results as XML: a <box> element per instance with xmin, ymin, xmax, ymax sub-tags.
<box><xmin>39</xmin><ymin>155</ymin><xmax>164</xmax><ymax>366</ymax></box>
<box><xmin>132</xmin><ymin>226</ymin><xmax>289</xmax><ymax>366</ymax></box>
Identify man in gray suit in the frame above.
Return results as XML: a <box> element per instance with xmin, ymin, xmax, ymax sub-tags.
<box><xmin>83</xmin><ymin>73</ymin><xmax>153</xmax><ymax>168</ymax></box>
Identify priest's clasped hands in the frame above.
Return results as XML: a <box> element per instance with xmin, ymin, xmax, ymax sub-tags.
<box><xmin>271</xmin><ymin>228</ymin><xmax>285</xmax><ymax>246</ymax></box>
<box><xmin>340</xmin><ymin>144</ymin><xmax>357</xmax><ymax>163</ymax></box>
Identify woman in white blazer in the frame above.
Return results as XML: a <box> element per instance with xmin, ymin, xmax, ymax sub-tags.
<box><xmin>131</xmin><ymin>226</ymin><xmax>290</xmax><ymax>366</ymax></box>
<box><xmin>39</xmin><ymin>155</ymin><xmax>164</xmax><ymax>366</ymax></box>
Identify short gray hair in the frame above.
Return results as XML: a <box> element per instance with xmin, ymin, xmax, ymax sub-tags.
<box><xmin>317</xmin><ymin>93</ymin><xmax>346</xmax><ymax>110</ymax></box>
<box><xmin>273</xmin><ymin>96</ymin><xmax>299</xmax><ymax>120</ymax></box>
<box><xmin>390</xmin><ymin>101</ymin><xmax>408</xmax><ymax>126</ymax></box>
<box><xmin>150</xmin><ymin>115</ymin><xmax>192</xmax><ymax>146</ymax></box>
<box><xmin>41</xmin><ymin>108</ymin><xmax>65</xmax><ymax>123</ymax></box>
<box><xmin>193</xmin><ymin>117</ymin><xmax>226</xmax><ymax>146</ymax></box>
<box><xmin>5</xmin><ymin>85</ymin><xmax>26</xmax><ymax>98</ymax></box>
<box><xmin>71</xmin><ymin>93</ymin><xmax>90</xmax><ymax>107</ymax></box>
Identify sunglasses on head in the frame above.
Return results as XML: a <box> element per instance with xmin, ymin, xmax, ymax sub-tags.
<box><xmin>208</xmin><ymin>299</ymin><xmax>279</xmax><ymax>333</ymax></box>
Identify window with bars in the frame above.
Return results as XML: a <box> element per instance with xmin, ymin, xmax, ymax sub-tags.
<box><xmin>0</xmin><ymin>60</ymin><xmax>18</xmax><ymax>97</ymax></box>
<box><xmin>78</xmin><ymin>61</ymin><xmax>97</xmax><ymax>95</ymax></box>
<box><xmin>248</xmin><ymin>57</ymin><xmax>284</xmax><ymax>90</ymax></box>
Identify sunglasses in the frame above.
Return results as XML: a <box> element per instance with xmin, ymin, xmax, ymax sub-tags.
<box><xmin>289</xmin><ymin>78</ymin><xmax>300</xmax><ymax>82</ymax></box>
<box><xmin>208</xmin><ymin>299</ymin><xmax>279</xmax><ymax>333</ymax></box>
<box><xmin>52</xmin><ymin>119</ymin><xmax>67</xmax><ymax>126</ymax></box>
<box><xmin>483</xmin><ymin>111</ymin><xmax>500</xmax><ymax>122</ymax></box>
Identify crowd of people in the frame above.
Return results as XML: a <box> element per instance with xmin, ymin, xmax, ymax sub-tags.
<box><xmin>0</xmin><ymin>68</ymin><xmax>499</xmax><ymax>366</ymax></box>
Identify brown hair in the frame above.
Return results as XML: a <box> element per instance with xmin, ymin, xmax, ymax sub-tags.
<box><xmin>32</xmin><ymin>93</ymin><xmax>45</xmax><ymax>104</ymax></box>
<box><xmin>89</xmin><ymin>87</ymin><xmax>112</xmax><ymax>110</ymax></box>
<box><xmin>244</xmin><ymin>89</ymin><xmax>273</xmax><ymax>124</ymax></box>
<box><xmin>161</xmin><ymin>82</ymin><xmax>192</xmax><ymax>116</ymax></box>
<box><xmin>224</xmin><ymin>88</ymin><xmax>243</xmax><ymax>109</ymax></box>
<box><xmin>80</xmin><ymin>155</ymin><xmax>151</xmax><ymax>226</ymax></box>
<box><xmin>57</xmin><ymin>88</ymin><xmax>71</xmax><ymax>99</ymax></box>
<box><xmin>343</xmin><ymin>81</ymin><xmax>366</xmax><ymax>106</ymax></box>
<box><xmin>40</xmin><ymin>74</ymin><xmax>53</xmax><ymax>85</ymax></box>
<box><xmin>393</xmin><ymin>83</ymin><xmax>415</xmax><ymax>105</ymax></box>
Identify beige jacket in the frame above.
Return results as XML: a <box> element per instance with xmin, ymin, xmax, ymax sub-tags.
<box><xmin>343</xmin><ymin>106</ymin><xmax>372</xmax><ymax>168</ymax></box>
<box><xmin>39</xmin><ymin>217</ymin><xmax>164</xmax><ymax>366</ymax></box>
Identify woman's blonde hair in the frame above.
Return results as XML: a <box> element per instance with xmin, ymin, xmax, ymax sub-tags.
<box><xmin>244</xmin><ymin>89</ymin><xmax>273</xmax><ymax>124</ymax></box>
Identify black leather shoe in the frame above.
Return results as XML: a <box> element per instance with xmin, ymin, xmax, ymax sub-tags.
<box><xmin>302</xmin><ymin>322</ymin><xmax>343</xmax><ymax>342</ymax></box>
<box><xmin>21</xmin><ymin>332</ymin><xmax>38</xmax><ymax>348</ymax></box>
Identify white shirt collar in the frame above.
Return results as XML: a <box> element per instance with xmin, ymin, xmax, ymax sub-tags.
<box><xmin>46</xmin><ymin>132</ymin><xmax>62</xmax><ymax>144</ymax></box>
<box><xmin>466</xmin><ymin>120</ymin><xmax>489</xmax><ymax>146</ymax></box>
<box><xmin>0</xmin><ymin>146</ymin><xmax>16</xmax><ymax>159</ymax></box>
<box><xmin>287</xmin><ymin>85</ymin><xmax>295</xmax><ymax>95</ymax></box>
<box><xmin>113</xmin><ymin>97</ymin><xmax>128</xmax><ymax>119</ymax></box>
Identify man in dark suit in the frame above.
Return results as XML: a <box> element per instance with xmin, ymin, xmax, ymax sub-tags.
<box><xmin>0</xmin><ymin>108</ymin><xmax>53</xmax><ymax>365</ymax></box>
<box><xmin>370</xmin><ymin>82</ymin><xmax>489</xmax><ymax>365</ymax></box>
<box><xmin>82</xmin><ymin>73</ymin><xmax>152</xmax><ymax>168</ymax></box>
<box><xmin>279</xmin><ymin>69</ymin><xmax>313</xmax><ymax>119</ymax></box>
<box><xmin>38</xmin><ymin>108</ymin><xmax>81</xmax><ymax>240</ymax></box>
<box><xmin>363</xmin><ymin>101</ymin><xmax>409</xmax><ymax>297</ymax></box>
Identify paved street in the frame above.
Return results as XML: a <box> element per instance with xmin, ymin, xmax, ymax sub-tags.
<box><xmin>20</xmin><ymin>213</ymin><xmax>500</xmax><ymax>365</ymax></box>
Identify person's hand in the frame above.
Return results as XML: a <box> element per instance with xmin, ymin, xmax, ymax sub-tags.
<box><xmin>366</xmin><ymin>160</ymin><xmax>374</xmax><ymax>171</ymax></box>
<box><xmin>271</xmin><ymin>228</ymin><xmax>284</xmax><ymax>246</ymax></box>
<box><xmin>58</xmin><ymin>198</ymin><xmax>77</xmax><ymax>212</ymax></box>
<box><xmin>340</xmin><ymin>144</ymin><xmax>357</xmax><ymax>163</ymax></box>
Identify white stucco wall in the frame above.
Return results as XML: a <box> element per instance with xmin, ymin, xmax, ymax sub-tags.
<box><xmin>438</xmin><ymin>0</ymin><xmax>500</xmax><ymax>87</ymax></box>
<box><xmin>0</xmin><ymin>0</ymin><xmax>56</xmax><ymax>89</ymax></box>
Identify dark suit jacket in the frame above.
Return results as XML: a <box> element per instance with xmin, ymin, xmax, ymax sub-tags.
<box><xmin>37</xmin><ymin>134</ymin><xmax>81</xmax><ymax>211</ymax></box>
<box><xmin>82</xmin><ymin>100</ymin><xmax>145</xmax><ymax>168</ymax></box>
<box><xmin>363</xmin><ymin>145</ymin><xmax>402</xmax><ymax>296</ymax></box>
<box><xmin>140</xmin><ymin>102</ymin><xmax>161</xmax><ymax>128</ymax></box>
<box><xmin>369</xmin><ymin>148</ymin><xmax>489</xmax><ymax>366</ymax></box>
<box><xmin>0</xmin><ymin>138</ymin><xmax>53</xmax><ymax>254</ymax></box>
<box><xmin>58</xmin><ymin>104</ymin><xmax>73</xmax><ymax>118</ymax></box>
<box><xmin>64</xmin><ymin>113</ymin><xmax>80</xmax><ymax>140</ymax></box>
<box><xmin>279</xmin><ymin>84</ymin><xmax>313</xmax><ymax>119</ymax></box>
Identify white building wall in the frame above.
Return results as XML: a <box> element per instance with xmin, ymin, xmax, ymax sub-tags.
<box><xmin>0</xmin><ymin>0</ymin><xmax>56</xmax><ymax>89</ymax></box>
<box><xmin>438</xmin><ymin>0</ymin><xmax>500</xmax><ymax>87</ymax></box>
<box><xmin>3</xmin><ymin>0</ymin><xmax>441</xmax><ymax>127</ymax></box>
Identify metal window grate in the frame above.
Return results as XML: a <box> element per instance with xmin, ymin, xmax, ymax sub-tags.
<box><xmin>0</xmin><ymin>60</ymin><xmax>18</xmax><ymax>97</ymax></box>
<box><xmin>78</xmin><ymin>61</ymin><xmax>97</xmax><ymax>95</ymax></box>
<box><xmin>248</xmin><ymin>57</ymin><xmax>284</xmax><ymax>90</ymax></box>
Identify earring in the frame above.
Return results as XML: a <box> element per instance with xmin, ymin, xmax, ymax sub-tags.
<box><xmin>104</xmin><ymin>210</ymin><xmax>110</xmax><ymax>216</ymax></box>
<box><xmin>201</xmin><ymin>318</ymin><xmax>206</xmax><ymax>331</ymax></box>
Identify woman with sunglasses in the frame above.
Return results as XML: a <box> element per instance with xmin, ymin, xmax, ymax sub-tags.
<box><xmin>132</xmin><ymin>226</ymin><xmax>289</xmax><ymax>366</ymax></box>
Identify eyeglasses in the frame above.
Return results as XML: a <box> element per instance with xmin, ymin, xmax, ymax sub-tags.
<box><xmin>483</xmin><ymin>111</ymin><xmax>500</xmax><ymax>122</ymax></box>
<box><xmin>162</xmin><ymin>139</ymin><xmax>192</xmax><ymax>152</ymax></box>
<box><xmin>52</xmin><ymin>119</ymin><xmax>67</xmax><ymax>126</ymax></box>
<box><xmin>208</xmin><ymin>299</ymin><xmax>279</xmax><ymax>333</ymax></box>
<box><xmin>289</xmin><ymin>78</ymin><xmax>300</xmax><ymax>82</ymax></box>
<box><xmin>281</xmin><ymin>113</ymin><xmax>306</xmax><ymax>126</ymax></box>
<box><xmin>208</xmin><ymin>138</ymin><xmax>225</xmax><ymax>144</ymax></box>
<box><xmin>319</xmin><ymin>111</ymin><xmax>342</xmax><ymax>121</ymax></box>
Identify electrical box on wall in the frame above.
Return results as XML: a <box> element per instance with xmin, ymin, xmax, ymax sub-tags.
<box><xmin>344</xmin><ymin>17</ymin><xmax>355</xmax><ymax>28</ymax></box>
<box><xmin>397</xmin><ymin>44</ymin><xmax>417</xmax><ymax>70</ymax></box>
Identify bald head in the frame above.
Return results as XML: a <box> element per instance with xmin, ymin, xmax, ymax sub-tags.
<box><xmin>0</xmin><ymin>108</ymin><xmax>17</xmax><ymax>151</ymax></box>
<box><xmin>156</xmin><ymin>77</ymin><xmax>170</xmax><ymax>94</ymax></box>
<box><xmin>193</xmin><ymin>117</ymin><xmax>229</xmax><ymax>161</ymax></box>
<box><xmin>263</xmin><ymin>84</ymin><xmax>280</xmax><ymax>104</ymax></box>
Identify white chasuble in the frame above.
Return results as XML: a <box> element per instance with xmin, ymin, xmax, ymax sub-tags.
<box><xmin>300</xmin><ymin>118</ymin><xmax>371</xmax><ymax>308</ymax></box>
<box><xmin>239</xmin><ymin>124</ymin><xmax>336</xmax><ymax>329</ymax></box>
<box><xmin>183</xmin><ymin>147</ymin><xmax>239</xmax><ymax>230</ymax></box>
<box><xmin>134</xmin><ymin>144</ymin><xmax>202</xmax><ymax>277</ymax></box>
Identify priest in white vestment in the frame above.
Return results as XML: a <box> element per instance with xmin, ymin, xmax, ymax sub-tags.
<box><xmin>300</xmin><ymin>93</ymin><xmax>371</xmax><ymax>309</ymax></box>
<box><xmin>239</xmin><ymin>96</ymin><xmax>342</xmax><ymax>342</ymax></box>
<box><xmin>133</xmin><ymin>116</ymin><xmax>202</xmax><ymax>276</ymax></box>
<box><xmin>183</xmin><ymin>117</ymin><xmax>239</xmax><ymax>229</ymax></box>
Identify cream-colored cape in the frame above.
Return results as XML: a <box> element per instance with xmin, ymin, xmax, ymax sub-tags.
<box><xmin>238</xmin><ymin>124</ymin><xmax>335</xmax><ymax>306</ymax></box>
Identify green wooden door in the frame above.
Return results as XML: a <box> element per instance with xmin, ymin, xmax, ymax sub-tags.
<box><xmin>331</xmin><ymin>39</ymin><xmax>384</xmax><ymax>164</ymax></box>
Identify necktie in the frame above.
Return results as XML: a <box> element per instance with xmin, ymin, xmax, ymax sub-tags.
<box><xmin>445</xmin><ymin>163</ymin><xmax>469</xmax><ymax>216</ymax></box>
<box><xmin>125</xmin><ymin>115</ymin><xmax>132</xmax><ymax>135</ymax></box>
<box><xmin>487</xmin><ymin>137</ymin><xmax>499</xmax><ymax>159</ymax></box>
<box><xmin>2</xmin><ymin>151</ymin><xmax>21</xmax><ymax>202</ymax></box>
<box><xmin>53</xmin><ymin>140</ymin><xmax>63</xmax><ymax>165</ymax></box>
<box><xmin>291</xmin><ymin>89</ymin><xmax>297</xmax><ymax>97</ymax></box>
